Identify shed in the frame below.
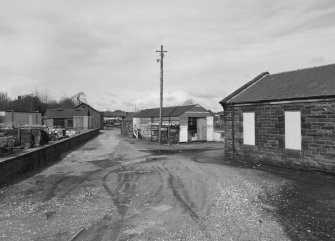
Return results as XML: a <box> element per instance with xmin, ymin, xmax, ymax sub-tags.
<box><xmin>132</xmin><ymin>104</ymin><xmax>214</xmax><ymax>143</ymax></box>
<box><xmin>44</xmin><ymin>109</ymin><xmax>87</xmax><ymax>129</ymax></box>
<box><xmin>0</xmin><ymin>111</ymin><xmax>42</xmax><ymax>126</ymax></box>
<box><xmin>219</xmin><ymin>63</ymin><xmax>335</xmax><ymax>173</ymax></box>
<box><xmin>44</xmin><ymin>103</ymin><xmax>104</xmax><ymax>130</ymax></box>
<box><xmin>76</xmin><ymin>103</ymin><xmax>104</xmax><ymax>129</ymax></box>
<box><xmin>104</xmin><ymin>110</ymin><xmax>127</xmax><ymax>126</ymax></box>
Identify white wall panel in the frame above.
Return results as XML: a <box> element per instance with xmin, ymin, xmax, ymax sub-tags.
<box><xmin>179</xmin><ymin>125</ymin><xmax>188</xmax><ymax>142</ymax></box>
<box><xmin>285</xmin><ymin>111</ymin><xmax>301</xmax><ymax>150</ymax></box>
<box><xmin>206</xmin><ymin>116</ymin><xmax>214</xmax><ymax>141</ymax></box>
<box><xmin>243</xmin><ymin>112</ymin><xmax>255</xmax><ymax>145</ymax></box>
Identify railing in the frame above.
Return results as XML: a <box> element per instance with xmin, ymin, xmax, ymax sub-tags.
<box><xmin>133</xmin><ymin>127</ymin><xmax>139</xmax><ymax>139</ymax></box>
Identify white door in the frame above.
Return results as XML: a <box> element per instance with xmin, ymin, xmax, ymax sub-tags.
<box><xmin>29</xmin><ymin>115</ymin><xmax>33</xmax><ymax>125</ymax></box>
<box><xmin>197</xmin><ymin>118</ymin><xmax>207</xmax><ymax>141</ymax></box>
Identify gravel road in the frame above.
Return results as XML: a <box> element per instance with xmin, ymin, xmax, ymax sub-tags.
<box><xmin>0</xmin><ymin>129</ymin><xmax>334</xmax><ymax>241</ymax></box>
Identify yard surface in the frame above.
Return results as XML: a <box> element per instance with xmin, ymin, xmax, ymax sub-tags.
<box><xmin>0</xmin><ymin>129</ymin><xmax>334</xmax><ymax>241</ymax></box>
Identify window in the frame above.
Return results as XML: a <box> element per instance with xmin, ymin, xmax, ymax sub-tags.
<box><xmin>285</xmin><ymin>111</ymin><xmax>301</xmax><ymax>150</ymax></box>
<box><xmin>243</xmin><ymin>112</ymin><xmax>255</xmax><ymax>145</ymax></box>
<box><xmin>67</xmin><ymin>119</ymin><xmax>73</xmax><ymax>128</ymax></box>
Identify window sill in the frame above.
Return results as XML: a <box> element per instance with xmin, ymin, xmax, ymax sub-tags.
<box><xmin>284</xmin><ymin>148</ymin><xmax>302</xmax><ymax>156</ymax></box>
<box><xmin>243</xmin><ymin>144</ymin><xmax>255</xmax><ymax>150</ymax></box>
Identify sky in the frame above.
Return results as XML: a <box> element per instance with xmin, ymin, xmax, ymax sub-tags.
<box><xmin>1</xmin><ymin>0</ymin><xmax>335</xmax><ymax>112</ymax></box>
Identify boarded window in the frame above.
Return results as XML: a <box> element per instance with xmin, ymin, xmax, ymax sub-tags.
<box><xmin>243</xmin><ymin>112</ymin><xmax>255</xmax><ymax>145</ymax></box>
<box><xmin>285</xmin><ymin>111</ymin><xmax>301</xmax><ymax>150</ymax></box>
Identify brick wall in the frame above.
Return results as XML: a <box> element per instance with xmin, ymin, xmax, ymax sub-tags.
<box><xmin>223</xmin><ymin>101</ymin><xmax>335</xmax><ymax>173</ymax></box>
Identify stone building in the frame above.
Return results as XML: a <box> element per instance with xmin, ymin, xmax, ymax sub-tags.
<box><xmin>220</xmin><ymin>63</ymin><xmax>335</xmax><ymax>173</ymax></box>
<box><xmin>44</xmin><ymin>103</ymin><xmax>104</xmax><ymax>130</ymax></box>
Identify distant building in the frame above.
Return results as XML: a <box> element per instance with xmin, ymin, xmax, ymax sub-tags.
<box><xmin>76</xmin><ymin>103</ymin><xmax>104</xmax><ymax>129</ymax></box>
<box><xmin>44</xmin><ymin>103</ymin><xmax>103</xmax><ymax>130</ymax></box>
<box><xmin>128</xmin><ymin>104</ymin><xmax>214</xmax><ymax>143</ymax></box>
<box><xmin>220</xmin><ymin>63</ymin><xmax>335</xmax><ymax>173</ymax></box>
<box><xmin>0</xmin><ymin>111</ymin><xmax>42</xmax><ymax>126</ymax></box>
<box><xmin>104</xmin><ymin>110</ymin><xmax>127</xmax><ymax>126</ymax></box>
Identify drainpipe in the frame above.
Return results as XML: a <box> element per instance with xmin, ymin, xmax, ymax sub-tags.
<box><xmin>231</xmin><ymin>103</ymin><xmax>235</xmax><ymax>162</ymax></box>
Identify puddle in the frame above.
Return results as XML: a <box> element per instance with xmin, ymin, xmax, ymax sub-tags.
<box><xmin>142</xmin><ymin>156</ymin><xmax>167</xmax><ymax>163</ymax></box>
<box><xmin>140</xmin><ymin>149</ymin><xmax>201</xmax><ymax>155</ymax></box>
<box><xmin>152</xmin><ymin>205</ymin><xmax>172</xmax><ymax>212</ymax></box>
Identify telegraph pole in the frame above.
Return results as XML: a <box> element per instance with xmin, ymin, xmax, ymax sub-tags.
<box><xmin>156</xmin><ymin>45</ymin><xmax>167</xmax><ymax>145</ymax></box>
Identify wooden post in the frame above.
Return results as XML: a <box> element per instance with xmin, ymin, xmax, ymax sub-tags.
<box><xmin>168</xmin><ymin>126</ymin><xmax>170</xmax><ymax>144</ymax></box>
<box><xmin>18</xmin><ymin>128</ymin><xmax>21</xmax><ymax>146</ymax></box>
<box><xmin>156</xmin><ymin>45</ymin><xmax>167</xmax><ymax>145</ymax></box>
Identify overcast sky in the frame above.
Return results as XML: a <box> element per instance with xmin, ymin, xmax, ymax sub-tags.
<box><xmin>1</xmin><ymin>0</ymin><xmax>335</xmax><ymax>112</ymax></box>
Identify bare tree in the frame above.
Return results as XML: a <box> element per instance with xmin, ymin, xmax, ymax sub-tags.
<box><xmin>71</xmin><ymin>92</ymin><xmax>87</xmax><ymax>106</ymax></box>
<box><xmin>0</xmin><ymin>91</ymin><xmax>11</xmax><ymax>110</ymax></box>
<box><xmin>182</xmin><ymin>98</ymin><xmax>195</xmax><ymax>105</ymax></box>
<box><xmin>32</xmin><ymin>88</ymin><xmax>50</xmax><ymax>103</ymax></box>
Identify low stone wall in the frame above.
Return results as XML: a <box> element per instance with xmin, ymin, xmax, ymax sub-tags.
<box><xmin>0</xmin><ymin>129</ymin><xmax>100</xmax><ymax>185</ymax></box>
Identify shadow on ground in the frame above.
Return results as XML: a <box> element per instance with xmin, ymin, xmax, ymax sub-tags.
<box><xmin>215</xmin><ymin>158</ymin><xmax>335</xmax><ymax>241</ymax></box>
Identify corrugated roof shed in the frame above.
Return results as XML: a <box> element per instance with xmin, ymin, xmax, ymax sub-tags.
<box><xmin>221</xmin><ymin>63</ymin><xmax>335</xmax><ymax>104</ymax></box>
<box><xmin>44</xmin><ymin>109</ymin><xmax>88</xmax><ymax>118</ymax></box>
<box><xmin>134</xmin><ymin>105</ymin><xmax>203</xmax><ymax>118</ymax></box>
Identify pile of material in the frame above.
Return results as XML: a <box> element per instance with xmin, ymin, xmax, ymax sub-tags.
<box><xmin>31</xmin><ymin>129</ymin><xmax>49</xmax><ymax>146</ymax></box>
<box><xmin>21</xmin><ymin>130</ymin><xmax>34</xmax><ymax>148</ymax></box>
<box><xmin>21</xmin><ymin>129</ymin><xmax>49</xmax><ymax>148</ymax></box>
<box><xmin>0</xmin><ymin>133</ymin><xmax>14</xmax><ymax>155</ymax></box>
<box><xmin>47</xmin><ymin>127</ymin><xmax>65</xmax><ymax>140</ymax></box>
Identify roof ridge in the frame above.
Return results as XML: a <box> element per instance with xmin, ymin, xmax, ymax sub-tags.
<box><xmin>269</xmin><ymin>63</ymin><xmax>335</xmax><ymax>76</ymax></box>
<box><xmin>220</xmin><ymin>62</ymin><xmax>335</xmax><ymax>104</ymax></box>
<box><xmin>137</xmin><ymin>104</ymin><xmax>196</xmax><ymax>112</ymax></box>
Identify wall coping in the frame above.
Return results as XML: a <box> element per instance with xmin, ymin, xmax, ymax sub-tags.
<box><xmin>0</xmin><ymin>129</ymin><xmax>100</xmax><ymax>166</ymax></box>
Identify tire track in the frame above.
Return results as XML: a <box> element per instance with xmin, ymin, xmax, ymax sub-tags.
<box><xmin>168</xmin><ymin>172</ymin><xmax>211</xmax><ymax>239</ymax></box>
<box><xmin>168</xmin><ymin>174</ymin><xmax>199</xmax><ymax>220</ymax></box>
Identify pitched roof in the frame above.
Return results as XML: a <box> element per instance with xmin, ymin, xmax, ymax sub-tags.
<box><xmin>44</xmin><ymin>108</ymin><xmax>88</xmax><ymax>118</ymax></box>
<box><xmin>220</xmin><ymin>63</ymin><xmax>335</xmax><ymax>105</ymax></box>
<box><xmin>76</xmin><ymin>103</ymin><xmax>102</xmax><ymax>114</ymax></box>
<box><xmin>134</xmin><ymin>104</ymin><xmax>202</xmax><ymax>118</ymax></box>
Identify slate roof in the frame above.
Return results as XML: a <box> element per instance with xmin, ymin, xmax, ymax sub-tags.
<box><xmin>220</xmin><ymin>63</ymin><xmax>335</xmax><ymax>105</ymax></box>
<box><xmin>134</xmin><ymin>105</ymin><xmax>202</xmax><ymax>118</ymax></box>
<box><xmin>44</xmin><ymin>109</ymin><xmax>88</xmax><ymax>119</ymax></box>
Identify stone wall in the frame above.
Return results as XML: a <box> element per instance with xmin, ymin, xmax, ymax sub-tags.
<box><xmin>223</xmin><ymin>101</ymin><xmax>335</xmax><ymax>173</ymax></box>
<box><xmin>0</xmin><ymin>129</ymin><xmax>100</xmax><ymax>185</ymax></box>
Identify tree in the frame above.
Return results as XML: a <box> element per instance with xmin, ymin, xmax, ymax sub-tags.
<box><xmin>32</xmin><ymin>88</ymin><xmax>50</xmax><ymax>104</ymax></box>
<box><xmin>7</xmin><ymin>95</ymin><xmax>47</xmax><ymax>113</ymax></box>
<box><xmin>0</xmin><ymin>91</ymin><xmax>89</xmax><ymax>114</ymax></box>
<box><xmin>0</xmin><ymin>91</ymin><xmax>11</xmax><ymax>110</ymax></box>
<box><xmin>71</xmin><ymin>92</ymin><xmax>87</xmax><ymax>106</ymax></box>
<box><xmin>59</xmin><ymin>97</ymin><xmax>76</xmax><ymax>109</ymax></box>
<box><xmin>182</xmin><ymin>98</ymin><xmax>195</xmax><ymax>105</ymax></box>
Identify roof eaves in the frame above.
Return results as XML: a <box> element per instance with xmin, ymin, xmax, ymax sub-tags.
<box><xmin>228</xmin><ymin>94</ymin><xmax>335</xmax><ymax>105</ymax></box>
<box><xmin>219</xmin><ymin>72</ymin><xmax>269</xmax><ymax>106</ymax></box>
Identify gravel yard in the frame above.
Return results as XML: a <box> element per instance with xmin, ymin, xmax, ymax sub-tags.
<box><xmin>0</xmin><ymin>129</ymin><xmax>334</xmax><ymax>240</ymax></box>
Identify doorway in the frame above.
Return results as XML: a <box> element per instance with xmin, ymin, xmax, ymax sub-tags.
<box><xmin>188</xmin><ymin>117</ymin><xmax>207</xmax><ymax>141</ymax></box>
